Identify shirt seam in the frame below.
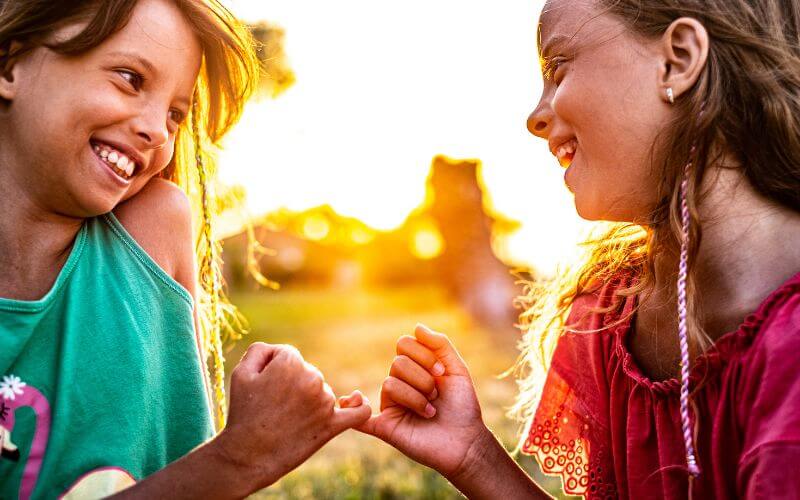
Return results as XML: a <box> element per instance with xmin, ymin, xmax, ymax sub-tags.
<box><xmin>101</xmin><ymin>213</ymin><xmax>193</xmax><ymax>308</ymax></box>
<box><xmin>738</xmin><ymin>439</ymin><xmax>800</xmax><ymax>469</ymax></box>
<box><xmin>0</xmin><ymin>224</ymin><xmax>88</xmax><ymax>312</ymax></box>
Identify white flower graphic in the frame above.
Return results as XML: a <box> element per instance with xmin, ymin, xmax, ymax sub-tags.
<box><xmin>0</xmin><ymin>375</ymin><xmax>26</xmax><ymax>401</ymax></box>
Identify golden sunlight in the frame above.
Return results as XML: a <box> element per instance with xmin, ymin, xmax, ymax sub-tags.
<box><xmin>220</xmin><ymin>0</ymin><xmax>593</xmax><ymax>276</ymax></box>
<box><xmin>410</xmin><ymin>221</ymin><xmax>445</xmax><ymax>261</ymax></box>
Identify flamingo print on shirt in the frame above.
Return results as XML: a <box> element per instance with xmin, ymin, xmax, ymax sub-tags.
<box><xmin>0</xmin><ymin>374</ymin><xmax>51</xmax><ymax>500</ymax></box>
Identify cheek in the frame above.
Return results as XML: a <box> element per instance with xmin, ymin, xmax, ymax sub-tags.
<box><xmin>153</xmin><ymin>142</ymin><xmax>176</xmax><ymax>172</ymax></box>
<box><xmin>555</xmin><ymin>68</ymin><xmax>665</xmax><ymax>221</ymax></box>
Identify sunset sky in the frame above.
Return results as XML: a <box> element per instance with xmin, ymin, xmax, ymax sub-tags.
<box><xmin>219</xmin><ymin>0</ymin><xmax>592</xmax><ymax>274</ymax></box>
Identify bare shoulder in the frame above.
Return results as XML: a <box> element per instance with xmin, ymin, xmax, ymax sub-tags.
<box><xmin>113</xmin><ymin>178</ymin><xmax>196</xmax><ymax>296</ymax></box>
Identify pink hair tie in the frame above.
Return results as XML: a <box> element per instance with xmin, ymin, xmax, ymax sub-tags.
<box><xmin>678</xmin><ymin>145</ymin><xmax>701</xmax><ymax>477</ymax></box>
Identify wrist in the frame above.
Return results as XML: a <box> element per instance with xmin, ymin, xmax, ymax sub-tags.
<box><xmin>447</xmin><ymin>425</ymin><xmax>504</xmax><ymax>493</ymax></box>
<box><xmin>209</xmin><ymin>430</ymin><xmax>273</xmax><ymax>497</ymax></box>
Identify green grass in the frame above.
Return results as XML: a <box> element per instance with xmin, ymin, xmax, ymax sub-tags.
<box><xmin>225</xmin><ymin>285</ymin><xmax>571</xmax><ymax>499</ymax></box>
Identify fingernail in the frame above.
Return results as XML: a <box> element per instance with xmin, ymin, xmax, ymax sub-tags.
<box><xmin>417</xmin><ymin>323</ymin><xmax>432</xmax><ymax>334</ymax></box>
<box><xmin>432</xmin><ymin>362</ymin><xmax>445</xmax><ymax>376</ymax></box>
<box><xmin>424</xmin><ymin>403</ymin><xmax>436</xmax><ymax>418</ymax></box>
<box><xmin>362</xmin><ymin>396</ymin><xmax>371</xmax><ymax>407</ymax></box>
<box><xmin>429</xmin><ymin>387</ymin><xmax>438</xmax><ymax>400</ymax></box>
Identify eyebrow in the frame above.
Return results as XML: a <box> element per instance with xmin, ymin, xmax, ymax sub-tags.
<box><xmin>106</xmin><ymin>50</ymin><xmax>192</xmax><ymax>108</ymax></box>
<box><xmin>107</xmin><ymin>50</ymin><xmax>157</xmax><ymax>76</ymax></box>
<box><xmin>539</xmin><ymin>33</ymin><xmax>571</xmax><ymax>59</ymax></box>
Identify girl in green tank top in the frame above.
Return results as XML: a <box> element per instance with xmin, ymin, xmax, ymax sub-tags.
<box><xmin>0</xmin><ymin>213</ymin><xmax>213</xmax><ymax>498</ymax></box>
<box><xmin>0</xmin><ymin>0</ymin><xmax>252</xmax><ymax>497</ymax></box>
<box><xmin>1</xmin><ymin>1</ymin><xmax>373</xmax><ymax>497</ymax></box>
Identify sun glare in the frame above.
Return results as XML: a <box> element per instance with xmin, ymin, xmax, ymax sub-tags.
<box><xmin>219</xmin><ymin>0</ymin><xmax>591</xmax><ymax>275</ymax></box>
<box><xmin>411</xmin><ymin>223</ymin><xmax>445</xmax><ymax>261</ymax></box>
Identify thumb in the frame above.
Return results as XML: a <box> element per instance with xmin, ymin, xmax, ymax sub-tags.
<box><xmin>414</xmin><ymin>324</ymin><xmax>470</xmax><ymax>376</ymax></box>
<box><xmin>329</xmin><ymin>396</ymin><xmax>372</xmax><ymax>436</ymax></box>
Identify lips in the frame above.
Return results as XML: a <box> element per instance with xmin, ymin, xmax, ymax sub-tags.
<box><xmin>552</xmin><ymin>138</ymin><xmax>578</xmax><ymax>168</ymax></box>
<box><xmin>91</xmin><ymin>140</ymin><xmax>143</xmax><ymax>181</ymax></box>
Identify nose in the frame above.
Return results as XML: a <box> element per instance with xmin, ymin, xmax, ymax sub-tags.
<box><xmin>132</xmin><ymin>103</ymin><xmax>169</xmax><ymax>149</ymax></box>
<box><xmin>527</xmin><ymin>96</ymin><xmax>553</xmax><ymax>139</ymax></box>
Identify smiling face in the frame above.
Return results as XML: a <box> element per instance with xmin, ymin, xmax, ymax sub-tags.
<box><xmin>527</xmin><ymin>0</ymin><xmax>673</xmax><ymax>222</ymax></box>
<box><xmin>0</xmin><ymin>0</ymin><xmax>201</xmax><ymax>217</ymax></box>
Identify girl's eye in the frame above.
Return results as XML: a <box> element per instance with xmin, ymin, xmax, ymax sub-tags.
<box><xmin>168</xmin><ymin>108</ymin><xmax>186</xmax><ymax>124</ymax></box>
<box><xmin>117</xmin><ymin>69</ymin><xmax>144</xmax><ymax>90</ymax></box>
<box><xmin>542</xmin><ymin>56</ymin><xmax>567</xmax><ymax>83</ymax></box>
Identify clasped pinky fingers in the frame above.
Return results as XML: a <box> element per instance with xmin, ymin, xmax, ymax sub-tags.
<box><xmin>381</xmin><ymin>376</ymin><xmax>436</xmax><ymax>418</ymax></box>
<box><xmin>329</xmin><ymin>391</ymin><xmax>372</xmax><ymax>436</ymax></box>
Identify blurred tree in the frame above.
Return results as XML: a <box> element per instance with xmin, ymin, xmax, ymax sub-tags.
<box><xmin>248</xmin><ymin>21</ymin><xmax>296</xmax><ymax>98</ymax></box>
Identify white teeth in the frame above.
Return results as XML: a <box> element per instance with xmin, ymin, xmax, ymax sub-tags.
<box><xmin>92</xmin><ymin>142</ymin><xmax>137</xmax><ymax>178</ymax></box>
<box><xmin>555</xmin><ymin>140</ymin><xmax>577</xmax><ymax>159</ymax></box>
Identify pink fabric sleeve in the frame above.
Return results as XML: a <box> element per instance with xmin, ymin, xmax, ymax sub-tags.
<box><xmin>522</xmin><ymin>294</ymin><xmax>618</xmax><ymax>498</ymax></box>
<box><xmin>738</xmin><ymin>442</ymin><xmax>800</xmax><ymax>499</ymax></box>
<box><xmin>736</xmin><ymin>291</ymin><xmax>800</xmax><ymax>498</ymax></box>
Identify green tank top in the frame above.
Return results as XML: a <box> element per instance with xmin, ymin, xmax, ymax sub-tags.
<box><xmin>0</xmin><ymin>213</ymin><xmax>214</xmax><ymax>499</ymax></box>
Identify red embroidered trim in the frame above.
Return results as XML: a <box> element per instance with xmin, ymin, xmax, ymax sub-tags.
<box><xmin>524</xmin><ymin>404</ymin><xmax>618</xmax><ymax>499</ymax></box>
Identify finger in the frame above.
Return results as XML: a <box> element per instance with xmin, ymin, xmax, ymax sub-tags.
<box><xmin>323</xmin><ymin>381</ymin><xmax>336</xmax><ymax>401</ymax></box>
<box><xmin>341</xmin><ymin>392</ymin><xmax>369</xmax><ymax>409</ymax></box>
<box><xmin>236</xmin><ymin>342</ymin><xmax>278</xmax><ymax>375</ymax></box>
<box><xmin>339</xmin><ymin>390</ymin><xmax>366</xmax><ymax>409</ymax></box>
<box><xmin>354</xmin><ymin>413</ymin><xmax>381</xmax><ymax>437</ymax></box>
<box><xmin>304</xmin><ymin>360</ymin><xmax>324</xmax><ymax>379</ymax></box>
<box><xmin>381</xmin><ymin>376</ymin><xmax>436</xmax><ymax>418</ymax></box>
<box><xmin>414</xmin><ymin>324</ymin><xmax>469</xmax><ymax>376</ymax></box>
<box><xmin>269</xmin><ymin>344</ymin><xmax>305</xmax><ymax>371</ymax></box>
<box><xmin>329</xmin><ymin>397</ymin><xmax>372</xmax><ymax>435</ymax></box>
<box><xmin>397</xmin><ymin>336</ymin><xmax>445</xmax><ymax>376</ymax></box>
<box><xmin>389</xmin><ymin>355</ymin><xmax>437</xmax><ymax>398</ymax></box>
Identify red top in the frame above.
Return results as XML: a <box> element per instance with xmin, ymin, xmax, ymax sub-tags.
<box><xmin>522</xmin><ymin>271</ymin><xmax>800</xmax><ymax>499</ymax></box>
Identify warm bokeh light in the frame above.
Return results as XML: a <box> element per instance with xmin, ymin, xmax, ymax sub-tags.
<box><xmin>220</xmin><ymin>0</ymin><xmax>593</xmax><ymax>275</ymax></box>
<box><xmin>410</xmin><ymin>223</ymin><xmax>445</xmax><ymax>261</ymax></box>
<box><xmin>349</xmin><ymin>226</ymin><xmax>375</xmax><ymax>246</ymax></box>
<box><xmin>302</xmin><ymin>214</ymin><xmax>331</xmax><ymax>241</ymax></box>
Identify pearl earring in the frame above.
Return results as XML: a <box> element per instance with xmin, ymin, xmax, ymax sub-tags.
<box><xmin>666</xmin><ymin>87</ymin><xmax>675</xmax><ymax>104</ymax></box>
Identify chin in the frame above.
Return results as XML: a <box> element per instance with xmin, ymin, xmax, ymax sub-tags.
<box><xmin>71</xmin><ymin>191</ymin><xmax>123</xmax><ymax>218</ymax></box>
<box><xmin>573</xmin><ymin>194</ymin><xmax>604</xmax><ymax>221</ymax></box>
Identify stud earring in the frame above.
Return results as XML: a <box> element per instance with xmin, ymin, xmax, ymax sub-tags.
<box><xmin>666</xmin><ymin>87</ymin><xmax>675</xmax><ymax>104</ymax></box>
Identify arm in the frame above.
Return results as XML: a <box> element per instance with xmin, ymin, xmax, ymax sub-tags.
<box><xmin>108</xmin><ymin>436</ymin><xmax>259</xmax><ymax>500</ymax></box>
<box><xmin>736</xmin><ymin>292</ymin><xmax>800</xmax><ymax>498</ymax></box>
<box><xmin>450</xmin><ymin>426</ymin><xmax>551</xmax><ymax>500</ymax></box>
<box><xmin>352</xmin><ymin>324</ymin><xmax>550</xmax><ymax>499</ymax></box>
<box><xmin>110</xmin><ymin>179</ymin><xmax>371</xmax><ymax>498</ymax></box>
<box><xmin>111</xmin><ymin>342</ymin><xmax>371</xmax><ymax>499</ymax></box>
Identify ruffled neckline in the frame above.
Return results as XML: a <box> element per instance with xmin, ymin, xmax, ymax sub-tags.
<box><xmin>611</xmin><ymin>270</ymin><xmax>800</xmax><ymax>396</ymax></box>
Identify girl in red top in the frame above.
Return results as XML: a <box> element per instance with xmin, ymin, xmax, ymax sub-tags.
<box><xmin>348</xmin><ymin>0</ymin><xmax>800</xmax><ymax>498</ymax></box>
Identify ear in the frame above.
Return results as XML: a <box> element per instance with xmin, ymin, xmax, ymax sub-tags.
<box><xmin>0</xmin><ymin>41</ymin><xmax>25</xmax><ymax>101</ymax></box>
<box><xmin>657</xmin><ymin>17</ymin><xmax>709</xmax><ymax>103</ymax></box>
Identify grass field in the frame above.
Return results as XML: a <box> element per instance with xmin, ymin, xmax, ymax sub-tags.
<box><xmin>225</xmin><ymin>285</ymin><xmax>574</xmax><ymax>499</ymax></box>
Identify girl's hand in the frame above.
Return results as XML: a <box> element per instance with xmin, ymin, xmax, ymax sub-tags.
<box><xmin>351</xmin><ymin>324</ymin><xmax>493</xmax><ymax>481</ymax></box>
<box><xmin>213</xmin><ymin>342</ymin><xmax>371</xmax><ymax>492</ymax></box>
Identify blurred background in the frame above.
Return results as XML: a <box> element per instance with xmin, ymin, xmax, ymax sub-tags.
<box><xmin>214</xmin><ymin>0</ymin><xmax>590</xmax><ymax>497</ymax></box>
